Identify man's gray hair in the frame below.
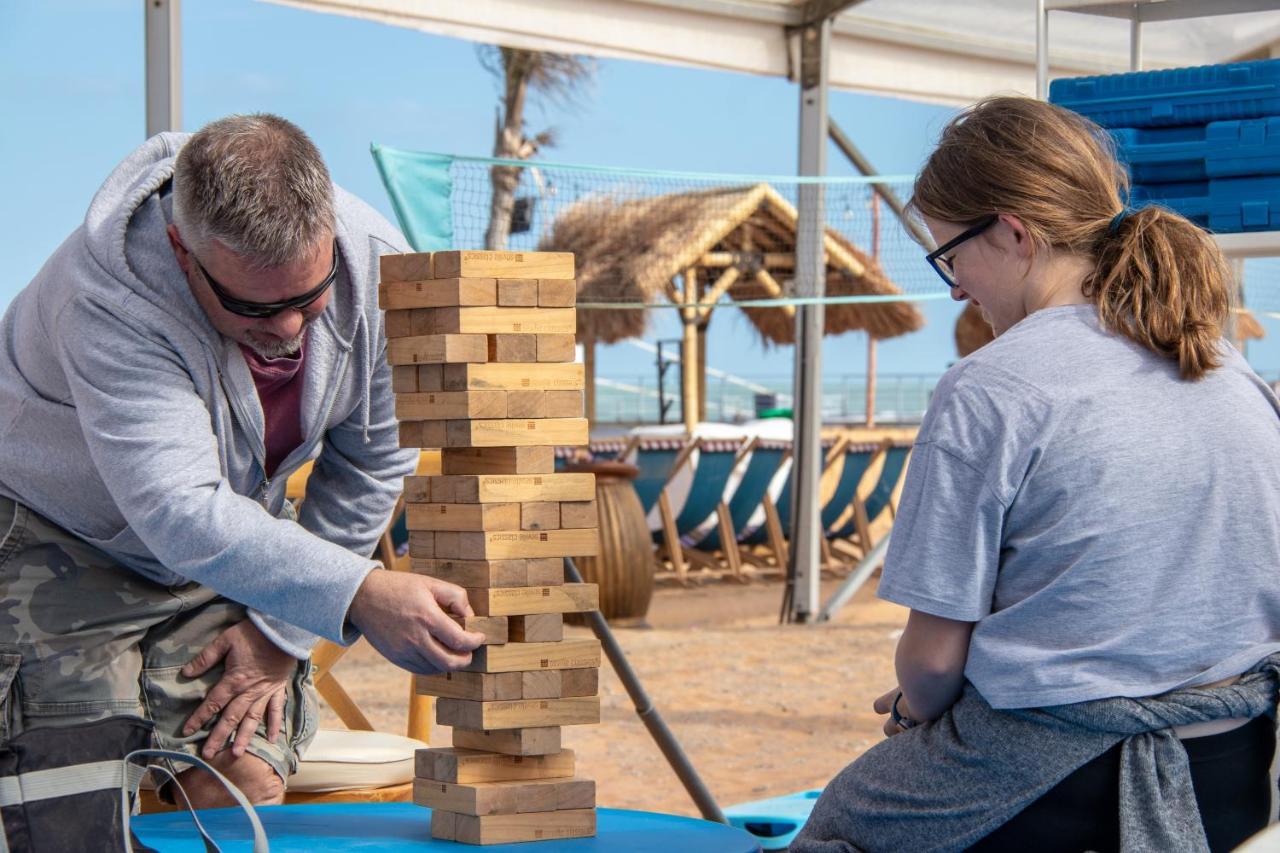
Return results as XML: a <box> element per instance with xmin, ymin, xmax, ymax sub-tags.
<box><xmin>173</xmin><ymin>114</ymin><xmax>335</xmax><ymax>269</ymax></box>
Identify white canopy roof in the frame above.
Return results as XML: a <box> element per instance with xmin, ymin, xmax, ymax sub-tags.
<box><xmin>264</xmin><ymin>0</ymin><xmax>1280</xmax><ymax>105</ymax></box>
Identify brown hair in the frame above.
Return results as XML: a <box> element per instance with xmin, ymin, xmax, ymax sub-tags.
<box><xmin>912</xmin><ymin>96</ymin><xmax>1232</xmax><ymax>380</ymax></box>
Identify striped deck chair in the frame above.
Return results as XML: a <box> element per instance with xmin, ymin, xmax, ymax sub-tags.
<box><xmin>741</xmin><ymin>436</ymin><xmax>844</xmax><ymax>570</ymax></box>
<box><xmin>817</xmin><ymin>440</ymin><xmax>883</xmax><ymax>573</ymax></box>
<box><xmin>653</xmin><ymin>438</ymin><xmax>750</xmax><ymax>584</ymax></box>
<box><xmin>630</xmin><ymin>437</ymin><xmax>693</xmax><ymax>515</ymax></box>
<box><xmin>830</xmin><ymin>441</ymin><xmax>912</xmax><ymax>559</ymax></box>
<box><xmin>694</xmin><ymin>439</ymin><xmax>790</xmax><ymax>580</ymax></box>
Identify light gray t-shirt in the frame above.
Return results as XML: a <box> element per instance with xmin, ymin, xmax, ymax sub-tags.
<box><xmin>878</xmin><ymin>304</ymin><xmax>1280</xmax><ymax>709</ymax></box>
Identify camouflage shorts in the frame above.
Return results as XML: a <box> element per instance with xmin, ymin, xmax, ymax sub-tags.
<box><xmin>0</xmin><ymin>496</ymin><xmax>318</xmax><ymax>783</ymax></box>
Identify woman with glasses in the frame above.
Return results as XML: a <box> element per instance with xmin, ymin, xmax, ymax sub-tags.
<box><xmin>794</xmin><ymin>96</ymin><xmax>1280</xmax><ymax>852</ymax></box>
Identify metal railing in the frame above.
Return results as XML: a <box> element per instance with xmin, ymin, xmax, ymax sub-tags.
<box><xmin>593</xmin><ymin>373</ymin><xmax>943</xmax><ymax>424</ymax></box>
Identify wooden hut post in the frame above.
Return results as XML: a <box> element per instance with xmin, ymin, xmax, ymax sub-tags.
<box><xmin>584</xmin><ymin>337</ymin><xmax>597</xmax><ymax>424</ymax></box>
<box><xmin>865</xmin><ymin>334</ymin><xmax>877</xmax><ymax>428</ymax></box>
<box><xmin>682</xmin><ymin>268</ymin><xmax>700</xmax><ymax>434</ymax></box>
<box><xmin>697</xmin><ymin>316</ymin><xmax>710</xmax><ymax>422</ymax></box>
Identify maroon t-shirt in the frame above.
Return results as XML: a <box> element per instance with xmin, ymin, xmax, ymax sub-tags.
<box><xmin>239</xmin><ymin>342</ymin><xmax>306</xmax><ymax>478</ymax></box>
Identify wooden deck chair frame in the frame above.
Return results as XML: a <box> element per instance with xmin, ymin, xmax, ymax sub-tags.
<box><xmin>831</xmin><ymin>439</ymin><xmax>908</xmax><ymax>562</ymax></box>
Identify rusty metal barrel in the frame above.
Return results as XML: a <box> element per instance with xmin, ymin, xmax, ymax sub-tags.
<box><xmin>563</xmin><ymin>460</ymin><xmax>653</xmax><ymax>624</ymax></box>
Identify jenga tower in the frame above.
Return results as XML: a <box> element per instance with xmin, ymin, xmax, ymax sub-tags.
<box><xmin>381</xmin><ymin>250</ymin><xmax>602</xmax><ymax>845</ymax></box>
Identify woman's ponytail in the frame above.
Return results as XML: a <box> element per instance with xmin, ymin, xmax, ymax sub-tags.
<box><xmin>1086</xmin><ymin>206</ymin><xmax>1231</xmax><ymax>381</ymax></box>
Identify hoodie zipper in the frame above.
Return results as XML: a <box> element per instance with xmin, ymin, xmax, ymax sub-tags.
<box><xmin>219</xmin><ymin>366</ymin><xmax>272</xmax><ymax>508</ymax></box>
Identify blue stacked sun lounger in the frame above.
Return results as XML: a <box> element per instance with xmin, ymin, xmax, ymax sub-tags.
<box><xmin>1050</xmin><ymin>59</ymin><xmax>1280</xmax><ymax>128</ymax></box>
<box><xmin>1051</xmin><ymin>58</ymin><xmax>1280</xmax><ymax>235</ymax></box>
<box><xmin>698</xmin><ymin>441</ymin><xmax>789</xmax><ymax>552</ymax></box>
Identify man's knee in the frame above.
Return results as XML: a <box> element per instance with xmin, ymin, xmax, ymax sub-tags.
<box><xmin>176</xmin><ymin>749</ymin><xmax>285</xmax><ymax>808</ymax></box>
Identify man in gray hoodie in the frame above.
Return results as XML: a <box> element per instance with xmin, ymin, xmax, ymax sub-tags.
<box><xmin>0</xmin><ymin>114</ymin><xmax>484</xmax><ymax>806</ymax></box>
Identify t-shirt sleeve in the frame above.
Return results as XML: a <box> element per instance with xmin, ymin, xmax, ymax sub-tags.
<box><xmin>876</xmin><ymin>439</ymin><xmax>1007</xmax><ymax>622</ymax></box>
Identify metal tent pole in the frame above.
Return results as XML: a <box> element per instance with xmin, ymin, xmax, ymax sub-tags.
<box><xmin>786</xmin><ymin>15</ymin><xmax>831</xmax><ymax>624</ymax></box>
<box><xmin>563</xmin><ymin>558</ymin><xmax>728</xmax><ymax>825</ymax></box>
<box><xmin>145</xmin><ymin>0</ymin><xmax>182</xmax><ymax>137</ymax></box>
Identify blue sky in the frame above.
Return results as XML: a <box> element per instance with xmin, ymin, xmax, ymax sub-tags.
<box><xmin>3</xmin><ymin>0</ymin><xmax>1276</xmax><ymax>385</ymax></box>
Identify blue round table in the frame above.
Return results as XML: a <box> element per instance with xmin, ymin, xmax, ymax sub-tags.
<box><xmin>133</xmin><ymin>802</ymin><xmax>764</xmax><ymax>852</ymax></box>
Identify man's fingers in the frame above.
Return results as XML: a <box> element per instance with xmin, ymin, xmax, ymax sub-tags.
<box><xmin>231</xmin><ymin>695</ymin><xmax>270</xmax><ymax>758</ymax></box>
<box><xmin>431</xmin><ymin>611</ymin><xmax>485</xmax><ymax>653</ymax></box>
<box><xmin>182</xmin><ymin>632</ymin><xmax>230</xmax><ymax>679</ymax></box>
<box><xmin>266</xmin><ymin>691</ymin><xmax>285</xmax><ymax>746</ymax></box>
<box><xmin>433</xmin><ymin>582</ymin><xmax>475</xmax><ymax>619</ymax></box>
<box><xmin>201</xmin><ymin>692</ymin><xmax>258</xmax><ymax>760</ymax></box>
<box><xmin>183</xmin><ymin>680</ymin><xmax>237</xmax><ymax>736</ymax></box>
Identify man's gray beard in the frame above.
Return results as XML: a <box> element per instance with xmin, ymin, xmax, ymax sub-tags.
<box><xmin>246</xmin><ymin>330</ymin><xmax>306</xmax><ymax>359</ymax></box>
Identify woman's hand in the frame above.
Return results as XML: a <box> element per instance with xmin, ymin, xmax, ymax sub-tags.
<box><xmin>873</xmin><ymin>686</ymin><xmax>917</xmax><ymax>737</ymax></box>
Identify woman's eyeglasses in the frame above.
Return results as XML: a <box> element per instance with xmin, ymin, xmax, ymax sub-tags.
<box><xmin>925</xmin><ymin>215</ymin><xmax>998</xmax><ymax>289</ymax></box>
<box><xmin>193</xmin><ymin>242</ymin><xmax>338</xmax><ymax>319</ymax></box>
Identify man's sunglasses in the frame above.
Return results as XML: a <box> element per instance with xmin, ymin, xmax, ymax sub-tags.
<box><xmin>193</xmin><ymin>242</ymin><xmax>338</xmax><ymax>319</ymax></box>
<box><xmin>925</xmin><ymin>215</ymin><xmax>998</xmax><ymax>289</ymax></box>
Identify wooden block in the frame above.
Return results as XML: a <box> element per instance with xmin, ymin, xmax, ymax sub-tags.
<box><xmin>417</xmin><ymin>671</ymin><xmax>522</xmax><ymax>701</ymax></box>
<box><xmin>414</xmin><ymin>777</ymin><xmax>518</xmax><ymax>816</ymax></box>
<box><xmin>560</xmin><ymin>668</ymin><xmax>599</xmax><ymax>698</ymax></box>
<box><xmin>384</xmin><ymin>309</ymin><xmax>413</xmax><ymax>338</ymax></box>
<box><xmin>520</xmin><ymin>670</ymin><xmax>562</xmax><ymax>700</ymax></box>
<box><xmin>505</xmin><ymin>390</ymin><xmax>546</xmax><ymax>419</ymax></box>
<box><xmin>467</xmin><ymin>584</ymin><xmax>598</xmax><ymax>617</ymax></box>
<box><xmin>438</xmin><ymin>529</ymin><xmax>599</xmax><ymax>561</ymax></box>
<box><xmin>488</xmin><ymin>334</ymin><xmax>536</xmax><ymax>363</ymax></box>
<box><xmin>453</xmin><ymin>615</ymin><xmax>509</xmax><ymax>645</ymax></box>
<box><xmin>452</xmin><ymin>726</ymin><xmax>562</xmax><ymax>756</ymax></box>
<box><xmin>416</xmin><ymin>747</ymin><xmax>575</xmax><ymax>784</ymax></box>
<box><xmin>379</xmin><ymin>277</ymin><xmax>496</xmax><ymax>310</ymax></box>
<box><xmin>444</xmin><ymin>418</ymin><xmax>588</xmax><ymax>449</ymax></box>
<box><xmin>413</xmin><ymin>307</ymin><xmax>576</xmax><ymax>336</ymax></box>
<box><xmin>399</xmin><ymin>420</ymin><xmax>447</xmax><ymax>448</ymax></box>
<box><xmin>396</xmin><ymin>390</ymin><xmax>506</xmax><ymax>421</ymax></box>
<box><xmin>420</xmin><ymin>473</ymin><xmax>595</xmax><ymax>504</ymax></box>
<box><xmin>416</xmin><ymin>777</ymin><xmax>590</xmax><ymax>816</ymax></box>
<box><xmin>497</xmin><ymin>278</ymin><xmax>539</xmax><ymax>307</ymax></box>
<box><xmin>538</xmin><ymin>279</ymin><xmax>577</xmax><ymax>307</ymax></box>
<box><xmin>442</xmin><ymin>363</ymin><xmax>584</xmax><ymax>392</ymax></box>
<box><xmin>526</xmin><ymin>557</ymin><xmax>565</xmax><ymax>586</ymax></box>
<box><xmin>412</xmin><ymin>558</ymin><xmax>535</xmax><ymax>588</ymax></box>
<box><xmin>430</xmin><ymin>808</ymin><xmax>458</xmax><ymax>841</ymax></box>
<box><xmin>555</xmin><ymin>779</ymin><xmax>596</xmax><ymax>811</ymax></box>
<box><xmin>408</xmin><ymin>531</ymin><xmax>434</xmax><ymax>558</ymax></box>
<box><xmin>536</xmin><ymin>334</ymin><xmax>577</xmax><ymax>362</ymax></box>
<box><xmin>408</xmin><ymin>308</ymin><xmax>436</xmax><ymax>336</ymax></box>
<box><xmin>559</xmin><ymin>500</ymin><xmax>598</xmax><ymax>529</ymax></box>
<box><xmin>543</xmin><ymin>390</ymin><xmax>584</xmax><ymax>418</ymax></box>
<box><xmin>440</xmin><ymin>447</ymin><xmax>555</xmax><ymax>475</ymax></box>
<box><xmin>416</xmin><ymin>364</ymin><xmax>444</xmax><ymax>391</ymax></box>
<box><xmin>380</xmin><ymin>252</ymin><xmax>432</xmax><ymax>283</ymax></box>
<box><xmin>386</xmin><ymin>334</ymin><xmax>488</xmax><ymax>365</ymax></box>
<box><xmin>406</xmin><ymin>502</ymin><xmax>521</xmax><ymax>532</ymax></box>
<box><xmin>520</xmin><ymin>502</ymin><xmax>559</xmax><ymax>531</ymax></box>
<box><xmin>436</xmin><ymin>696</ymin><xmax>600</xmax><ymax>730</ymax></box>
<box><xmin>448</xmin><ymin>809</ymin><xmax>597</xmax><ymax>845</ymax></box>
<box><xmin>509</xmin><ymin>614</ymin><xmax>563</xmax><ymax>643</ymax></box>
<box><xmin>433</xmin><ymin>250</ymin><xmax>574</xmax><ymax>281</ymax></box>
<box><xmin>404</xmin><ymin>477</ymin><xmax>433</xmax><ymax>503</ymax></box>
<box><xmin>391</xmin><ymin>365</ymin><xmax>419</xmax><ymax>394</ymax></box>
<box><xmin>462</xmin><ymin>639</ymin><xmax>601</xmax><ymax>674</ymax></box>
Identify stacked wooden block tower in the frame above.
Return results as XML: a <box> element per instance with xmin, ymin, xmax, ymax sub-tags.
<box><xmin>380</xmin><ymin>250</ymin><xmax>602</xmax><ymax>845</ymax></box>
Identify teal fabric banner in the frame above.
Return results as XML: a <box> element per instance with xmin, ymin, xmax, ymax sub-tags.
<box><xmin>370</xmin><ymin>144</ymin><xmax>455</xmax><ymax>252</ymax></box>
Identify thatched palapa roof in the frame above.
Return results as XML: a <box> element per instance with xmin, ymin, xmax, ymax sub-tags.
<box><xmin>538</xmin><ymin>183</ymin><xmax>924</xmax><ymax>345</ymax></box>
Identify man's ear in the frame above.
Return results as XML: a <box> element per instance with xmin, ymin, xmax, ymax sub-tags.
<box><xmin>166</xmin><ymin>224</ymin><xmax>191</xmax><ymax>274</ymax></box>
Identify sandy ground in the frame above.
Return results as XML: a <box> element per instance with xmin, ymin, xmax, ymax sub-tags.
<box><xmin>319</xmin><ymin>576</ymin><xmax>908</xmax><ymax>817</ymax></box>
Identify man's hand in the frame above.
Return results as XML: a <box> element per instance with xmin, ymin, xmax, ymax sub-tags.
<box><xmin>348</xmin><ymin>569</ymin><xmax>485</xmax><ymax>675</ymax></box>
<box><xmin>873</xmin><ymin>686</ymin><xmax>914</xmax><ymax>738</ymax></box>
<box><xmin>181</xmin><ymin>620</ymin><xmax>297</xmax><ymax>760</ymax></box>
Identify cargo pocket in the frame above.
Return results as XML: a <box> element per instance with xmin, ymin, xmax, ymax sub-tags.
<box><xmin>0</xmin><ymin>653</ymin><xmax>23</xmax><ymax>745</ymax></box>
<box><xmin>288</xmin><ymin>658</ymin><xmax>318</xmax><ymax>760</ymax></box>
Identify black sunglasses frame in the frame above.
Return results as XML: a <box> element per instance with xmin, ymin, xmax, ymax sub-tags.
<box><xmin>194</xmin><ymin>242</ymin><xmax>339</xmax><ymax>319</ymax></box>
<box><xmin>925</xmin><ymin>215</ymin><xmax>998</xmax><ymax>289</ymax></box>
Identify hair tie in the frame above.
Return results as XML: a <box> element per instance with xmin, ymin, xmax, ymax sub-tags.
<box><xmin>1108</xmin><ymin>208</ymin><xmax>1130</xmax><ymax>235</ymax></box>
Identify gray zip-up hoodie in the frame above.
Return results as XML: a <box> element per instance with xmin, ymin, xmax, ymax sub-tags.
<box><xmin>0</xmin><ymin>132</ymin><xmax>418</xmax><ymax>657</ymax></box>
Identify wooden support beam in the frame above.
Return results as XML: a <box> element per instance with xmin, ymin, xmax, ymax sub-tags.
<box><xmin>753</xmin><ymin>269</ymin><xmax>797</xmax><ymax>318</ymax></box>
<box><xmin>682</xmin><ymin>268</ymin><xmax>700</xmax><ymax>434</ymax></box>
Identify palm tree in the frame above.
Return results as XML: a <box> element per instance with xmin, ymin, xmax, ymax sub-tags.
<box><xmin>478</xmin><ymin>47</ymin><xmax>593</xmax><ymax>251</ymax></box>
